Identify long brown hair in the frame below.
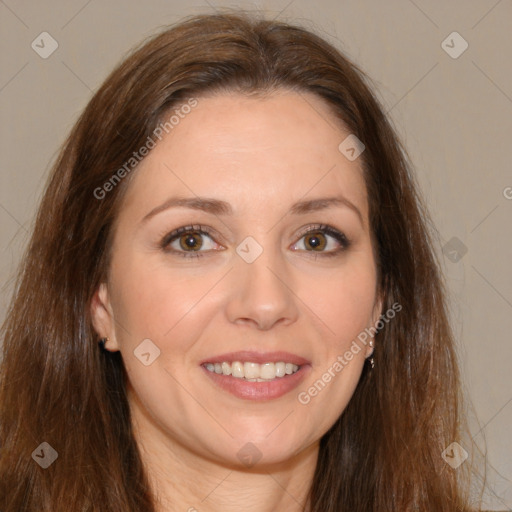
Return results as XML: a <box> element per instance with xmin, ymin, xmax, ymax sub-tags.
<box><xmin>0</xmin><ymin>11</ymin><xmax>478</xmax><ymax>511</ymax></box>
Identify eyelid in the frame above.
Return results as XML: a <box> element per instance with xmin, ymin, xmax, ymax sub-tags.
<box><xmin>296</xmin><ymin>223</ymin><xmax>345</xmax><ymax>238</ymax></box>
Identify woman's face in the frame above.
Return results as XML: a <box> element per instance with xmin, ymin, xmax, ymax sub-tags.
<box><xmin>92</xmin><ymin>90</ymin><xmax>382</xmax><ymax>468</ymax></box>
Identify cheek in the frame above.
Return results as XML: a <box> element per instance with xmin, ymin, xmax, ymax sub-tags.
<box><xmin>302</xmin><ymin>260</ymin><xmax>377</xmax><ymax>344</ymax></box>
<box><xmin>293</xmin><ymin>258</ymin><xmax>376</xmax><ymax>429</ymax></box>
<box><xmin>110</xmin><ymin>244</ymin><xmax>377</xmax><ymax>351</ymax></box>
<box><xmin>109</xmin><ymin>254</ymin><xmax>222</xmax><ymax>350</ymax></box>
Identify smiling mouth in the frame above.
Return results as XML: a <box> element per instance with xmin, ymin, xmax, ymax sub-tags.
<box><xmin>203</xmin><ymin>361</ymin><xmax>300</xmax><ymax>381</ymax></box>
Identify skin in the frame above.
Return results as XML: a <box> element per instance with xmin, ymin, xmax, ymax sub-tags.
<box><xmin>91</xmin><ymin>90</ymin><xmax>382</xmax><ymax>512</ymax></box>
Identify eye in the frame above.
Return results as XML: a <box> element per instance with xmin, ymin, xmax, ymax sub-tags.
<box><xmin>160</xmin><ymin>223</ymin><xmax>350</xmax><ymax>259</ymax></box>
<box><xmin>161</xmin><ymin>225</ymin><xmax>223</xmax><ymax>258</ymax></box>
<box><xmin>290</xmin><ymin>224</ymin><xmax>350</xmax><ymax>257</ymax></box>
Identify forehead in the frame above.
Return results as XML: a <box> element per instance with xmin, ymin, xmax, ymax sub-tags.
<box><xmin>120</xmin><ymin>91</ymin><xmax>368</xmax><ymax>223</ymax></box>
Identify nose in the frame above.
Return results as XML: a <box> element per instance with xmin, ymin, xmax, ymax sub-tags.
<box><xmin>225</xmin><ymin>244</ymin><xmax>299</xmax><ymax>331</ymax></box>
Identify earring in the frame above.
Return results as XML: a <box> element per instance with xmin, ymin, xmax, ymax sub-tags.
<box><xmin>368</xmin><ymin>339</ymin><xmax>375</xmax><ymax>369</ymax></box>
<box><xmin>98</xmin><ymin>337</ymin><xmax>109</xmax><ymax>350</ymax></box>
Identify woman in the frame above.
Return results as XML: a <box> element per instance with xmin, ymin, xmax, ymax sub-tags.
<box><xmin>0</xmin><ymin>12</ymin><xmax>478</xmax><ymax>511</ymax></box>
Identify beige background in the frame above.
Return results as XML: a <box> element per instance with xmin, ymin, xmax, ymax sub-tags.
<box><xmin>1</xmin><ymin>0</ymin><xmax>511</xmax><ymax>509</ymax></box>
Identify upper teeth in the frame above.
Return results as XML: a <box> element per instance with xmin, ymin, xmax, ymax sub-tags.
<box><xmin>204</xmin><ymin>361</ymin><xmax>300</xmax><ymax>381</ymax></box>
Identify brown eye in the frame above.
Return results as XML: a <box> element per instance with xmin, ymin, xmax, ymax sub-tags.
<box><xmin>179</xmin><ymin>232</ymin><xmax>203</xmax><ymax>251</ymax></box>
<box><xmin>304</xmin><ymin>232</ymin><xmax>326</xmax><ymax>251</ymax></box>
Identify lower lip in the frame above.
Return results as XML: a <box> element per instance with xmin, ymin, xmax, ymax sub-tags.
<box><xmin>201</xmin><ymin>364</ymin><xmax>311</xmax><ymax>401</ymax></box>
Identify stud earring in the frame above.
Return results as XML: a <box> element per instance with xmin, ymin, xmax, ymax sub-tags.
<box><xmin>98</xmin><ymin>337</ymin><xmax>109</xmax><ymax>350</ymax></box>
<box><xmin>368</xmin><ymin>339</ymin><xmax>375</xmax><ymax>369</ymax></box>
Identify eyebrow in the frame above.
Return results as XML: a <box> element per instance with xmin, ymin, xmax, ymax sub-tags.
<box><xmin>141</xmin><ymin>195</ymin><xmax>364</xmax><ymax>226</ymax></box>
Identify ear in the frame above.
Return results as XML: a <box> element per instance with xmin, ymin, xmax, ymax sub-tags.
<box><xmin>371</xmin><ymin>293</ymin><xmax>384</xmax><ymax>328</ymax></box>
<box><xmin>366</xmin><ymin>292</ymin><xmax>384</xmax><ymax>358</ymax></box>
<box><xmin>90</xmin><ymin>282</ymin><xmax>120</xmax><ymax>351</ymax></box>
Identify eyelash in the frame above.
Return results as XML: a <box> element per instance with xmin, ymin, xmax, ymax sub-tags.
<box><xmin>160</xmin><ymin>223</ymin><xmax>351</xmax><ymax>259</ymax></box>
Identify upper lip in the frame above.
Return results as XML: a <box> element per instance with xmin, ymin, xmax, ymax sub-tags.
<box><xmin>200</xmin><ymin>351</ymin><xmax>310</xmax><ymax>366</ymax></box>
